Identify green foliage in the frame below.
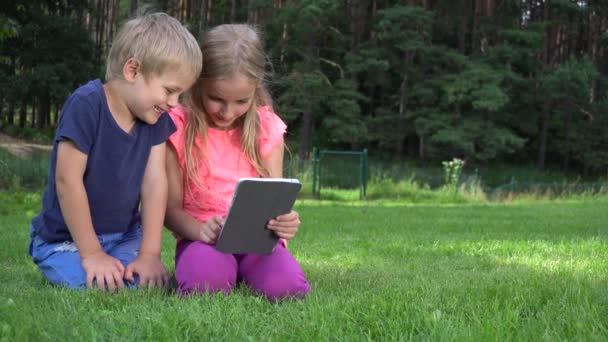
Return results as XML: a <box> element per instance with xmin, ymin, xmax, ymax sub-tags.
<box><xmin>0</xmin><ymin>190</ymin><xmax>40</xmax><ymax>215</ymax></box>
<box><xmin>0</xmin><ymin>148</ymin><xmax>49</xmax><ymax>190</ymax></box>
<box><xmin>443</xmin><ymin>64</ymin><xmax>509</xmax><ymax>111</ymax></box>
<box><xmin>321</xmin><ymin>78</ymin><xmax>368</xmax><ymax>144</ymax></box>
<box><xmin>544</xmin><ymin>56</ymin><xmax>598</xmax><ymax>102</ymax></box>
<box><xmin>276</xmin><ymin>68</ymin><xmax>333</xmax><ymax>143</ymax></box>
<box><xmin>542</xmin><ymin>56</ymin><xmax>603</xmax><ymax>171</ymax></box>
<box><xmin>376</xmin><ymin>5</ymin><xmax>433</xmax><ymax>52</ymax></box>
<box><xmin>0</xmin><ymin>123</ymin><xmax>54</xmax><ymax>142</ymax></box>
<box><xmin>3</xmin><ymin>0</ymin><xmax>608</xmax><ymax>175</ymax></box>
<box><xmin>0</xmin><ymin>14</ymin><xmax>18</xmax><ymax>41</ymax></box>
<box><xmin>1</xmin><ymin>2</ymin><xmax>97</xmax><ymax>131</ymax></box>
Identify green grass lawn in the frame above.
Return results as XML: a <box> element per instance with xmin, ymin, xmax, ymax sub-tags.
<box><xmin>1</xmin><ymin>195</ymin><xmax>608</xmax><ymax>340</ymax></box>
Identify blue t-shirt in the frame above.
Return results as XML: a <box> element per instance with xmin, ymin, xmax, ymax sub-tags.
<box><xmin>31</xmin><ymin>79</ymin><xmax>176</xmax><ymax>242</ymax></box>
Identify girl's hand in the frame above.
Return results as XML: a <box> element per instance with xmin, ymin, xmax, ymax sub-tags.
<box><xmin>267</xmin><ymin>210</ymin><xmax>301</xmax><ymax>240</ymax></box>
<box><xmin>124</xmin><ymin>253</ymin><xmax>169</xmax><ymax>288</ymax></box>
<box><xmin>199</xmin><ymin>215</ymin><xmax>224</xmax><ymax>244</ymax></box>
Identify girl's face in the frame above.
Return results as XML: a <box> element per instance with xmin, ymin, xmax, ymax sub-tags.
<box><xmin>201</xmin><ymin>74</ymin><xmax>257</xmax><ymax>130</ymax></box>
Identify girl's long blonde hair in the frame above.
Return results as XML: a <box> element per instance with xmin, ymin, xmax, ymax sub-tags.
<box><xmin>183</xmin><ymin>24</ymin><xmax>273</xmax><ymax>193</ymax></box>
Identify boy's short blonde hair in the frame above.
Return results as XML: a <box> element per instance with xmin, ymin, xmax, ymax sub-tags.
<box><xmin>105</xmin><ymin>12</ymin><xmax>202</xmax><ymax>81</ymax></box>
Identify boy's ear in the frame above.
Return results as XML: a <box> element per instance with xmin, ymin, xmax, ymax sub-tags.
<box><xmin>123</xmin><ymin>58</ymin><xmax>141</xmax><ymax>82</ymax></box>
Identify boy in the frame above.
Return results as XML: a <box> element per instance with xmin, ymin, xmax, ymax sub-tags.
<box><xmin>29</xmin><ymin>12</ymin><xmax>202</xmax><ymax>290</ymax></box>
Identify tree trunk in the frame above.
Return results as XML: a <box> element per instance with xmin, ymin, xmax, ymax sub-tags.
<box><xmin>538</xmin><ymin>0</ymin><xmax>552</xmax><ymax>171</ymax></box>
<box><xmin>54</xmin><ymin>100</ymin><xmax>62</xmax><ymax>125</ymax></box>
<box><xmin>537</xmin><ymin>104</ymin><xmax>550</xmax><ymax>171</ymax></box>
<box><xmin>370</xmin><ymin>0</ymin><xmax>377</xmax><ymax>40</ymax></box>
<box><xmin>299</xmin><ymin>104</ymin><xmax>312</xmax><ymax>160</ymax></box>
<box><xmin>248</xmin><ymin>0</ymin><xmax>257</xmax><ymax>24</ymax></box>
<box><xmin>299</xmin><ymin>33</ymin><xmax>318</xmax><ymax>160</ymax></box>
<box><xmin>583</xmin><ymin>158</ymin><xmax>590</xmax><ymax>178</ymax></box>
<box><xmin>19</xmin><ymin>100</ymin><xmax>26</xmax><ymax>128</ymax></box>
<box><xmin>562</xmin><ymin>106</ymin><xmax>571</xmax><ymax>172</ymax></box>
<box><xmin>130</xmin><ymin>0</ymin><xmax>138</xmax><ymax>16</ymax></box>
<box><xmin>395</xmin><ymin>56</ymin><xmax>411</xmax><ymax>160</ymax></box>
<box><xmin>191</xmin><ymin>0</ymin><xmax>199</xmax><ymax>24</ymax></box>
<box><xmin>230</xmin><ymin>0</ymin><xmax>236</xmax><ymax>22</ymax></box>
<box><xmin>198</xmin><ymin>0</ymin><xmax>208</xmax><ymax>42</ymax></box>
<box><xmin>95</xmin><ymin>0</ymin><xmax>103</xmax><ymax>67</ymax></box>
<box><xmin>207</xmin><ymin>0</ymin><xmax>213</xmax><ymax>27</ymax></box>
<box><xmin>458</xmin><ymin>17</ymin><xmax>467</xmax><ymax>54</ymax></box>
<box><xmin>109</xmin><ymin>0</ymin><xmax>118</xmax><ymax>50</ymax></box>
<box><xmin>31</xmin><ymin>99</ymin><xmax>36</xmax><ymax>129</ymax></box>
<box><xmin>472</xmin><ymin>0</ymin><xmax>482</xmax><ymax>54</ymax></box>
<box><xmin>37</xmin><ymin>95</ymin><xmax>50</xmax><ymax>129</ymax></box>
<box><xmin>280</xmin><ymin>23</ymin><xmax>288</xmax><ymax>63</ymax></box>
<box><xmin>418</xmin><ymin>135</ymin><xmax>425</xmax><ymax>159</ymax></box>
<box><xmin>348</xmin><ymin>0</ymin><xmax>367</xmax><ymax>54</ymax></box>
<box><xmin>77</xmin><ymin>0</ymin><xmax>85</xmax><ymax>25</ymax></box>
<box><xmin>7</xmin><ymin>100</ymin><xmax>14</xmax><ymax>125</ymax></box>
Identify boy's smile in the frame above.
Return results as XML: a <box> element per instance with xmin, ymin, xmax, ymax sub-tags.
<box><xmin>130</xmin><ymin>70</ymin><xmax>195</xmax><ymax>125</ymax></box>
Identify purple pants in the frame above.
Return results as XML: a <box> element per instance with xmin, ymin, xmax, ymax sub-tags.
<box><xmin>175</xmin><ymin>240</ymin><xmax>310</xmax><ymax>301</ymax></box>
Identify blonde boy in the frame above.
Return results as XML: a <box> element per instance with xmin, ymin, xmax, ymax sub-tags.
<box><xmin>29</xmin><ymin>13</ymin><xmax>202</xmax><ymax>290</ymax></box>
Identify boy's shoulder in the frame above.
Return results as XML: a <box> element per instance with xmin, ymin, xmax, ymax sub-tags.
<box><xmin>61</xmin><ymin>79</ymin><xmax>106</xmax><ymax>115</ymax></box>
<box><xmin>70</xmin><ymin>79</ymin><xmax>104</xmax><ymax>102</ymax></box>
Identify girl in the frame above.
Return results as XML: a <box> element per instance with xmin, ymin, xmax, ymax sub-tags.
<box><xmin>165</xmin><ymin>24</ymin><xmax>311</xmax><ymax>301</ymax></box>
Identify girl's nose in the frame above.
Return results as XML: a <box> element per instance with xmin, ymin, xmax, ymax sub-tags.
<box><xmin>221</xmin><ymin>104</ymin><xmax>234</xmax><ymax>117</ymax></box>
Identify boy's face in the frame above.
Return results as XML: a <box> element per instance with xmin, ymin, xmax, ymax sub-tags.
<box><xmin>200</xmin><ymin>74</ymin><xmax>256</xmax><ymax>130</ymax></box>
<box><xmin>127</xmin><ymin>67</ymin><xmax>195</xmax><ymax>125</ymax></box>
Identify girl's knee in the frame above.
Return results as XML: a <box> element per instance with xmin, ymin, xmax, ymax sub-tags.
<box><xmin>176</xmin><ymin>271</ymin><xmax>236</xmax><ymax>295</ymax></box>
<box><xmin>175</xmin><ymin>241</ymin><xmax>238</xmax><ymax>295</ymax></box>
<box><xmin>255</xmin><ymin>274</ymin><xmax>311</xmax><ymax>301</ymax></box>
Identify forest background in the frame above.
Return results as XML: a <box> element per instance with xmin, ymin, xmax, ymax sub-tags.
<box><xmin>1</xmin><ymin>0</ymin><xmax>608</xmax><ymax>179</ymax></box>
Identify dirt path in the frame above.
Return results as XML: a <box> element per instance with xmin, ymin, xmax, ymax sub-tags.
<box><xmin>0</xmin><ymin>132</ymin><xmax>52</xmax><ymax>157</ymax></box>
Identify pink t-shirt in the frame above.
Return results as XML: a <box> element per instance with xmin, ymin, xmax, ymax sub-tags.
<box><xmin>168</xmin><ymin>105</ymin><xmax>287</xmax><ymax>224</ymax></box>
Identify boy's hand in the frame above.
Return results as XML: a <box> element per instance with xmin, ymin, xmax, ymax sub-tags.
<box><xmin>267</xmin><ymin>210</ymin><xmax>301</xmax><ymax>240</ymax></box>
<box><xmin>81</xmin><ymin>250</ymin><xmax>126</xmax><ymax>291</ymax></box>
<box><xmin>199</xmin><ymin>215</ymin><xmax>224</xmax><ymax>244</ymax></box>
<box><xmin>124</xmin><ymin>253</ymin><xmax>169</xmax><ymax>288</ymax></box>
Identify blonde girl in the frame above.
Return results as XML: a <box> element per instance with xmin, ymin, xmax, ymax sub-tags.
<box><xmin>165</xmin><ymin>24</ymin><xmax>310</xmax><ymax>300</ymax></box>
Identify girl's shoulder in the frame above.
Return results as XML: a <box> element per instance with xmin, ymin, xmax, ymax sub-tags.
<box><xmin>257</xmin><ymin>105</ymin><xmax>286</xmax><ymax>131</ymax></box>
<box><xmin>168</xmin><ymin>106</ymin><xmax>188</xmax><ymax>131</ymax></box>
<box><xmin>256</xmin><ymin>105</ymin><xmax>287</xmax><ymax>157</ymax></box>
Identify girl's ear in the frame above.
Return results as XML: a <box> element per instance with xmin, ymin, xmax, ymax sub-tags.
<box><xmin>122</xmin><ymin>58</ymin><xmax>141</xmax><ymax>82</ymax></box>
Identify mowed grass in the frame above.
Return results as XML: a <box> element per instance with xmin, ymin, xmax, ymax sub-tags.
<box><xmin>1</xmin><ymin>195</ymin><xmax>608</xmax><ymax>340</ymax></box>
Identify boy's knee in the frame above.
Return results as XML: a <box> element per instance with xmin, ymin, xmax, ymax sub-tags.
<box><xmin>31</xmin><ymin>238</ymin><xmax>87</xmax><ymax>289</ymax></box>
<box><xmin>38</xmin><ymin>262</ymin><xmax>87</xmax><ymax>289</ymax></box>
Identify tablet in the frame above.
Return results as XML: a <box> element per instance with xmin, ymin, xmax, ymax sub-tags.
<box><xmin>215</xmin><ymin>178</ymin><xmax>301</xmax><ymax>254</ymax></box>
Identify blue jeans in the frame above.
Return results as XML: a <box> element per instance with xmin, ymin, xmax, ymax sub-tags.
<box><xmin>29</xmin><ymin>226</ymin><xmax>142</xmax><ymax>289</ymax></box>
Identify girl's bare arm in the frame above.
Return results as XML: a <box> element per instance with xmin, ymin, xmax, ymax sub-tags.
<box><xmin>164</xmin><ymin>146</ymin><xmax>222</xmax><ymax>243</ymax></box>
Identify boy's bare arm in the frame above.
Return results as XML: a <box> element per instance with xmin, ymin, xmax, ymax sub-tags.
<box><xmin>56</xmin><ymin>141</ymin><xmax>125</xmax><ymax>290</ymax></box>
<box><xmin>124</xmin><ymin>142</ymin><xmax>169</xmax><ymax>287</ymax></box>
<box><xmin>138</xmin><ymin>143</ymin><xmax>168</xmax><ymax>256</ymax></box>
<box><xmin>164</xmin><ymin>146</ymin><xmax>222</xmax><ymax>242</ymax></box>
<box><xmin>56</xmin><ymin>141</ymin><xmax>101</xmax><ymax>257</ymax></box>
